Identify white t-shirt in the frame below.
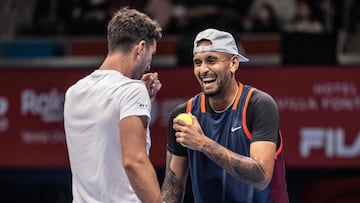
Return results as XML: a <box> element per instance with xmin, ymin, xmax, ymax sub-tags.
<box><xmin>64</xmin><ymin>70</ymin><xmax>152</xmax><ymax>203</ymax></box>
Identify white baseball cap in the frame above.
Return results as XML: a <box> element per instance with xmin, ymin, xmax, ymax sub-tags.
<box><xmin>193</xmin><ymin>28</ymin><xmax>249</xmax><ymax>62</ymax></box>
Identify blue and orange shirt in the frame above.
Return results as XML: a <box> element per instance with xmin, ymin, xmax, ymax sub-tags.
<box><xmin>167</xmin><ymin>82</ymin><xmax>289</xmax><ymax>203</ymax></box>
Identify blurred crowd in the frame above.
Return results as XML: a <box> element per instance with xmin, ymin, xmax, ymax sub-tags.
<box><xmin>0</xmin><ymin>0</ymin><xmax>359</xmax><ymax>53</ymax></box>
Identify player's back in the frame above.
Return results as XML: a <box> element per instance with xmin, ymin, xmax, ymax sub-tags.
<box><xmin>64</xmin><ymin>70</ymin><xmax>144</xmax><ymax>203</ymax></box>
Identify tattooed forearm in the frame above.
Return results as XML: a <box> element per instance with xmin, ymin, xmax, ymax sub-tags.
<box><xmin>161</xmin><ymin>153</ymin><xmax>185</xmax><ymax>203</ymax></box>
<box><xmin>202</xmin><ymin>141</ymin><xmax>266</xmax><ymax>186</ymax></box>
<box><xmin>161</xmin><ymin>170</ymin><xmax>184</xmax><ymax>203</ymax></box>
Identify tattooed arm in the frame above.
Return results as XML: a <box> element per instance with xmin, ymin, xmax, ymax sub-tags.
<box><xmin>161</xmin><ymin>151</ymin><xmax>189</xmax><ymax>203</ymax></box>
<box><xmin>173</xmin><ymin>114</ymin><xmax>276</xmax><ymax>190</ymax></box>
<box><xmin>201</xmin><ymin>140</ymin><xmax>276</xmax><ymax>190</ymax></box>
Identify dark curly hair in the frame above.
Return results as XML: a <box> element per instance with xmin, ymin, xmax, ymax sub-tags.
<box><xmin>107</xmin><ymin>7</ymin><xmax>162</xmax><ymax>53</ymax></box>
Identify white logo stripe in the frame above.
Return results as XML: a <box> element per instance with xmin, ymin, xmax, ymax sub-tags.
<box><xmin>231</xmin><ymin>126</ymin><xmax>242</xmax><ymax>132</ymax></box>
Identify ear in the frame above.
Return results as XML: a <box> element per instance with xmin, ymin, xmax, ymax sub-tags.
<box><xmin>134</xmin><ymin>40</ymin><xmax>146</xmax><ymax>57</ymax></box>
<box><xmin>230</xmin><ymin>56</ymin><xmax>239</xmax><ymax>73</ymax></box>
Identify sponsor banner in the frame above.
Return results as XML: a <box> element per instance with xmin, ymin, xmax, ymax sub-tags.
<box><xmin>0</xmin><ymin>66</ymin><xmax>359</xmax><ymax>168</ymax></box>
<box><xmin>0</xmin><ymin>68</ymin><xmax>89</xmax><ymax>167</ymax></box>
<box><xmin>262</xmin><ymin>67</ymin><xmax>360</xmax><ymax>168</ymax></box>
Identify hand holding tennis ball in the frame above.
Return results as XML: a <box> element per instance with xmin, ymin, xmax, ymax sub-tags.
<box><xmin>175</xmin><ymin>113</ymin><xmax>193</xmax><ymax>147</ymax></box>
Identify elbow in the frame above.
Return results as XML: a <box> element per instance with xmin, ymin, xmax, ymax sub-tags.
<box><xmin>123</xmin><ymin>159</ymin><xmax>136</xmax><ymax>171</ymax></box>
<box><xmin>253</xmin><ymin>172</ymin><xmax>272</xmax><ymax>190</ymax></box>
<box><xmin>123</xmin><ymin>155</ymin><xmax>147</xmax><ymax>172</ymax></box>
<box><xmin>254</xmin><ymin>178</ymin><xmax>271</xmax><ymax>190</ymax></box>
<box><xmin>250</xmin><ymin>167</ymin><xmax>272</xmax><ymax>190</ymax></box>
<box><xmin>252</xmin><ymin>161</ymin><xmax>273</xmax><ymax>190</ymax></box>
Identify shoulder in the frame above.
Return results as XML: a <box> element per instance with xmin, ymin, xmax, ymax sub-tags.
<box><xmin>98</xmin><ymin>70</ymin><xmax>146</xmax><ymax>89</ymax></box>
<box><xmin>247</xmin><ymin>89</ymin><xmax>279</xmax><ymax>124</ymax></box>
<box><xmin>169</xmin><ymin>102</ymin><xmax>188</xmax><ymax>120</ymax></box>
<box><xmin>250</xmin><ymin>89</ymin><xmax>278</xmax><ymax>110</ymax></box>
<box><xmin>124</xmin><ymin>79</ymin><xmax>147</xmax><ymax>90</ymax></box>
<box><xmin>114</xmin><ymin>78</ymin><xmax>147</xmax><ymax>95</ymax></box>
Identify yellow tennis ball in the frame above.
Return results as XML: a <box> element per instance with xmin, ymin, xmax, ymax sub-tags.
<box><xmin>175</xmin><ymin>113</ymin><xmax>193</xmax><ymax>147</ymax></box>
<box><xmin>176</xmin><ymin>113</ymin><xmax>193</xmax><ymax>124</ymax></box>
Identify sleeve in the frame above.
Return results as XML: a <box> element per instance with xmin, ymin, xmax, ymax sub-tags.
<box><xmin>247</xmin><ymin>90</ymin><xmax>280</xmax><ymax>147</ymax></box>
<box><xmin>167</xmin><ymin>102</ymin><xmax>188</xmax><ymax>156</ymax></box>
<box><xmin>119</xmin><ymin>82</ymin><xmax>151</xmax><ymax>122</ymax></box>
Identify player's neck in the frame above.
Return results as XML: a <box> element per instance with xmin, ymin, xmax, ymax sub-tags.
<box><xmin>99</xmin><ymin>53</ymin><xmax>134</xmax><ymax>77</ymax></box>
<box><xmin>210</xmin><ymin>84</ymin><xmax>239</xmax><ymax>113</ymax></box>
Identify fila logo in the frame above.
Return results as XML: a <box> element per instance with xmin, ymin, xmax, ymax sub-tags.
<box><xmin>300</xmin><ymin>127</ymin><xmax>360</xmax><ymax>158</ymax></box>
<box><xmin>231</xmin><ymin>126</ymin><xmax>242</xmax><ymax>132</ymax></box>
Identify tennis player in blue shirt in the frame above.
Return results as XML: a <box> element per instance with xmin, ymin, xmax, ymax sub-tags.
<box><xmin>161</xmin><ymin>28</ymin><xmax>289</xmax><ymax>203</ymax></box>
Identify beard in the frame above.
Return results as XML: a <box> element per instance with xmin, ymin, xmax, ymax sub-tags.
<box><xmin>200</xmin><ymin>76</ymin><xmax>232</xmax><ymax>98</ymax></box>
<box><xmin>200</xmin><ymin>80</ymin><xmax>222</xmax><ymax>97</ymax></box>
<box><xmin>133</xmin><ymin>60</ymin><xmax>148</xmax><ymax>80</ymax></box>
<box><xmin>132</xmin><ymin>68</ymin><xmax>143</xmax><ymax>80</ymax></box>
<box><xmin>203</xmin><ymin>87</ymin><xmax>221</xmax><ymax>97</ymax></box>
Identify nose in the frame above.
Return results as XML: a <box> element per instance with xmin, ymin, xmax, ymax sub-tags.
<box><xmin>198</xmin><ymin>62</ymin><xmax>210</xmax><ymax>74</ymax></box>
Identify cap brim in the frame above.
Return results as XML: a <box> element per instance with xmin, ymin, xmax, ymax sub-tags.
<box><xmin>238</xmin><ymin>54</ymin><xmax>249</xmax><ymax>62</ymax></box>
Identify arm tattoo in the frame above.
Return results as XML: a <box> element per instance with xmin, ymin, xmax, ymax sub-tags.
<box><xmin>161</xmin><ymin>153</ymin><xmax>185</xmax><ymax>203</ymax></box>
<box><xmin>202</xmin><ymin>141</ymin><xmax>266</xmax><ymax>185</ymax></box>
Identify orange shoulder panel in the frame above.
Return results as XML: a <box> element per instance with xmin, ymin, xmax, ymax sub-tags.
<box><xmin>186</xmin><ymin>98</ymin><xmax>193</xmax><ymax>114</ymax></box>
<box><xmin>232</xmin><ymin>83</ymin><xmax>244</xmax><ymax>110</ymax></box>
<box><xmin>200</xmin><ymin>94</ymin><xmax>206</xmax><ymax>113</ymax></box>
<box><xmin>275</xmin><ymin>131</ymin><xmax>284</xmax><ymax>159</ymax></box>
<box><xmin>242</xmin><ymin>88</ymin><xmax>255</xmax><ymax>140</ymax></box>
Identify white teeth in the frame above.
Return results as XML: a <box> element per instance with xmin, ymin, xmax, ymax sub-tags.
<box><xmin>202</xmin><ymin>77</ymin><xmax>216</xmax><ymax>82</ymax></box>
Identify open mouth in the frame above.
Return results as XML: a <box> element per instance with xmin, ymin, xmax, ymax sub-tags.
<box><xmin>202</xmin><ymin>76</ymin><xmax>216</xmax><ymax>84</ymax></box>
<box><xmin>201</xmin><ymin>76</ymin><xmax>217</xmax><ymax>90</ymax></box>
